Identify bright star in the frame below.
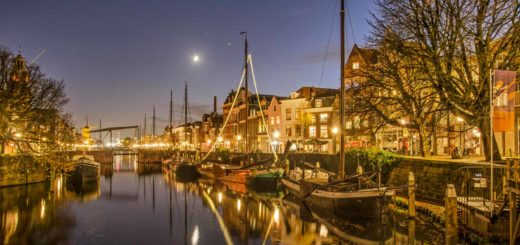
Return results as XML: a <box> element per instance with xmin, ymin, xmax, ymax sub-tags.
<box><xmin>193</xmin><ymin>55</ymin><xmax>200</xmax><ymax>63</ymax></box>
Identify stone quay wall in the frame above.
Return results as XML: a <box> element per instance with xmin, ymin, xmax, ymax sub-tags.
<box><xmin>0</xmin><ymin>156</ymin><xmax>49</xmax><ymax>187</ymax></box>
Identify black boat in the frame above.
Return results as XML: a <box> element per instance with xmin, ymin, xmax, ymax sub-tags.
<box><xmin>65</xmin><ymin>155</ymin><xmax>100</xmax><ymax>184</ymax></box>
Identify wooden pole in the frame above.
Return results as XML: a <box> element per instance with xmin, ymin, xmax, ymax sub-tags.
<box><xmin>408</xmin><ymin>172</ymin><xmax>416</xmax><ymax>218</ymax></box>
<box><xmin>339</xmin><ymin>0</ymin><xmax>346</xmax><ymax>179</ymax></box>
<box><xmin>445</xmin><ymin>184</ymin><xmax>458</xmax><ymax>244</ymax></box>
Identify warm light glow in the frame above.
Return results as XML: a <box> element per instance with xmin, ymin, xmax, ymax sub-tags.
<box><xmin>319</xmin><ymin>224</ymin><xmax>328</xmax><ymax>237</ymax></box>
<box><xmin>217</xmin><ymin>136</ymin><xmax>223</xmax><ymax>142</ymax></box>
<box><xmin>236</xmin><ymin>135</ymin><xmax>242</xmax><ymax>141</ymax></box>
<box><xmin>193</xmin><ymin>55</ymin><xmax>200</xmax><ymax>62</ymax></box>
<box><xmin>83</xmin><ymin>140</ymin><xmax>89</xmax><ymax>145</ymax></box>
<box><xmin>273</xmin><ymin>207</ymin><xmax>280</xmax><ymax>224</ymax></box>
<box><xmin>332</xmin><ymin>127</ymin><xmax>338</xmax><ymax>134</ymax></box>
<box><xmin>207</xmin><ymin>139</ymin><xmax>211</xmax><ymax>144</ymax></box>
<box><xmin>237</xmin><ymin>199</ymin><xmax>241</xmax><ymax>212</ymax></box>
<box><xmin>400</xmin><ymin>119</ymin><xmax>407</xmax><ymax>125</ymax></box>
<box><xmin>42</xmin><ymin>137</ymin><xmax>47</xmax><ymax>141</ymax></box>
<box><xmin>14</xmin><ymin>132</ymin><xmax>22</xmax><ymax>138</ymax></box>
<box><xmin>218</xmin><ymin>192</ymin><xmax>223</xmax><ymax>203</ymax></box>
<box><xmin>456</xmin><ymin>117</ymin><xmax>464</xmax><ymax>123</ymax></box>
<box><xmin>40</xmin><ymin>199</ymin><xmax>46</xmax><ymax>219</ymax></box>
<box><xmin>273</xmin><ymin>131</ymin><xmax>280</xmax><ymax>139</ymax></box>
<box><xmin>191</xmin><ymin>225</ymin><xmax>200</xmax><ymax>245</ymax></box>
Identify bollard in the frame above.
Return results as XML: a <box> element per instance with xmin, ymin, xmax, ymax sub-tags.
<box><xmin>445</xmin><ymin>184</ymin><xmax>458</xmax><ymax>245</ymax></box>
<box><xmin>285</xmin><ymin>159</ymin><xmax>290</xmax><ymax>175</ymax></box>
<box><xmin>408</xmin><ymin>219</ymin><xmax>415</xmax><ymax>245</ymax></box>
<box><xmin>408</xmin><ymin>172</ymin><xmax>416</xmax><ymax>218</ymax></box>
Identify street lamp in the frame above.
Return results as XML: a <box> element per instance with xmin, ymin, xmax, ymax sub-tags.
<box><xmin>332</xmin><ymin>127</ymin><xmax>339</xmax><ymax>154</ymax></box>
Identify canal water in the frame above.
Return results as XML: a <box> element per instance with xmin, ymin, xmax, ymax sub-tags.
<box><xmin>1</xmin><ymin>156</ymin><xmax>448</xmax><ymax>244</ymax></box>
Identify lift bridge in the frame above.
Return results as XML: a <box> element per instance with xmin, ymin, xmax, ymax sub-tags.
<box><xmin>89</xmin><ymin>125</ymin><xmax>140</xmax><ymax>154</ymax></box>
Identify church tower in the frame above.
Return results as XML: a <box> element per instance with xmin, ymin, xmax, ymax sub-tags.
<box><xmin>10</xmin><ymin>51</ymin><xmax>29</xmax><ymax>83</ymax></box>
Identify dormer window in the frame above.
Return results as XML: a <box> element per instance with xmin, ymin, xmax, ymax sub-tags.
<box><xmin>352</xmin><ymin>62</ymin><xmax>360</xmax><ymax>70</ymax></box>
<box><xmin>315</xmin><ymin>99</ymin><xmax>322</xmax><ymax>108</ymax></box>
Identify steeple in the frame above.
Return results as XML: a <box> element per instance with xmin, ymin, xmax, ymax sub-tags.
<box><xmin>10</xmin><ymin>49</ymin><xmax>29</xmax><ymax>83</ymax></box>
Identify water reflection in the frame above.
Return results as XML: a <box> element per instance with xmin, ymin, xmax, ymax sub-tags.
<box><xmin>1</xmin><ymin>156</ymin><xmax>446</xmax><ymax>244</ymax></box>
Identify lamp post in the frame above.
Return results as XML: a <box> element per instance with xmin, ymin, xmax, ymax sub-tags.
<box><xmin>332</xmin><ymin>127</ymin><xmax>339</xmax><ymax>154</ymax></box>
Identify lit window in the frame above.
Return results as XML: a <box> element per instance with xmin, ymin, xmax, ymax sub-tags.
<box><xmin>352</xmin><ymin>62</ymin><xmax>360</xmax><ymax>70</ymax></box>
<box><xmin>276</xmin><ymin>116</ymin><xmax>280</xmax><ymax>124</ymax></box>
<box><xmin>320</xmin><ymin>113</ymin><xmax>328</xmax><ymax>123</ymax></box>
<box><xmin>271</xmin><ymin>117</ymin><xmax>274</xmax><ymax>125</ymax></box>
<box><xmin>309</xmin><ymin>126</ymin><xmax>316</xmax><ymax>137</ymax></box>
<box><xmin>320</xmin><ymin>125</ymin><xmax>328</xmax><ymax>138</ymax></box>
<box><xmin>311</xmin><ymin>114</ymin><xmax>316</xmax><ymax>123</ymax></box>
<box><xmin>315</xmin><ymin>99</ymin><xmax>322</xmax><ymax>108</ymax></box>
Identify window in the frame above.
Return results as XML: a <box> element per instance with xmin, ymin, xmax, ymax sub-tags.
<box><xmin>352</xmin><ymin>62</ymin><xmax>360</xmax><ymax>70</ymax></box>
<box><xmin>309</xmin><ymin>126</ymin><xmax>316</xmax><ymax>137</ymax></box>
<box><xmin>315</xmin><ymin>99</ymin><xmax>322</xmax><ymax>108</ymax></box>
<box><xmin>271</xmin><ymin>117</ymin><xmax>274</xmax><ymax>125</ymax></box>
<box><xmin>311</xmin><ymin>114</ymin><xmax>316</xmax><ymax>123</ymax></box>
<box><xmin>320</xmin><ymin>113</ymin><xmax>329</xmax><ymax>123</ymax></box>
<box><xmin>286</xmin><ymin>108</ymin><xmax>292</xmax><ymax>120</ymax></box>
<box><xmin>273</xmin><ymin>105</ymin><xmax>277</xmax><ymax>111</ymax></box>
<box><xmin>295</xmin><ymin>124</ymin><xmax>302</xmax><ymax>137</ymax></box>
<box><xmin>320</xmin><ymin>125</ymin><xmax>328</xmax><ymax>138</ymax></box>
<box><xmin>276</xmin><ymin>116</ymin><xmax>280</xmax><ymax>124</ymax></box>
<box><xmin>295</xmin><ymin>108</ymin><xmax>301</xmax><ymax>120</ymax></box>
<box><xmin>286</xmin><ymin>125</ymin><xmax>292</xmax><ymax>137</ymax></box>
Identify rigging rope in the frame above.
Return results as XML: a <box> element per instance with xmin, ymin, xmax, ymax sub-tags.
<box><xmin>318</xmin><ymin>0</ymin><xmax>338</xmax><ymax>87</ymax></box>
<box><xmin>248</xmin><ymin>54</ymin><xmax>278</xmax><ymax>162</ymax></box>
<box><xmin>200</xmin><ymin>68</ymin><xmax>246</xmax><ymax>162</ymax></box>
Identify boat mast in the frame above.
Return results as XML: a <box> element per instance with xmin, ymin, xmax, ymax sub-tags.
<box><xmin>169</xmin><ymin>89</ymin><xmax>174</xmax><ymax>145</ymax></box>
<box><xmin>339</xmin><ymin>0</ymin><xmax>346</xmax><ymax>179</ymax></box>
<box><xmin>241</xmin><ymin>31</ymin><xmax>249</xmax><ymax>163</ymax></box>
<box><xmin>184</xmin><ymin>81</ymin><xmax>188</xmax><ymax>153</ymax></box>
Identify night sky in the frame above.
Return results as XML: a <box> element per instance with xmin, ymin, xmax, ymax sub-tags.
<box><xmin>1</xmin><ymin>0</ymin><xmax>375</xmax><ymax>135</ymax></box>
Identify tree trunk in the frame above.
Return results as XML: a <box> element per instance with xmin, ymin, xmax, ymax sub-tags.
<box><xmin>417</xmin><ymin>125</ymin><xmax>431</xmax><ymax>157</ymax></box>
<box><xmin>479</xmin><ymin>119</ymin><xmax>501</xmax><ymax>161</ymax></box>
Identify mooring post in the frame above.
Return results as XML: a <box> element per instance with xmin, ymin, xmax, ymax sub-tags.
<box><xmin>445</xmin><ymin>184</ymin><xmax>458</xmax><ymax>245</ymax></box>
<box><xmin>514</xmin><ymin>159</ymin><xmax>519</xmax><ymax>181</ymax></box>
<box><xmin>408</xmin><ymin>218</ymin><xmax>415</xmax><ymax>245</ymax></box>
<box><xmin>285</xmin><ymin>159</ymin><xmax>290</xmax><ymax>175</ymax></box>
<box><xmin>408</xmin><ymin>172</ymin><xmax>416</xmax><ymax>218</ymax></box>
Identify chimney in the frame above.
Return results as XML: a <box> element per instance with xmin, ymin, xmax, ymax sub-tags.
<box><xmin>213</xmin><ymin>96</ymin><xmax>217</xmax><ymax>114</ymax></box>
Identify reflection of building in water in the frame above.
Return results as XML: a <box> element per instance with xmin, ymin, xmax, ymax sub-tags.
<box><xmin>0</xmin><ymin>182</ymin><xmax>74</xmax><ymax>244</ymax></box>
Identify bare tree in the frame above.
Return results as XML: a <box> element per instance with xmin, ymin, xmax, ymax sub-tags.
<box><xmin>0</xmin><ymin>46</ymin><xmax>71</xmax><ymax>156</ymax></box>
<box><xmin>370</xmin><ymin>0</ymin><xmax>520</xmax><ymax>160</ymax></box>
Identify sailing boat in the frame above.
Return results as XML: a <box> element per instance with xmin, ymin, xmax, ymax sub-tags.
<box><xmin>199</xmin><ymin>33</ymin><xmax>284</xmax><ymax>190</ymax></box>
<box><xmin>281</xmin><ymin>0</ymin><xmax>394</xmax><ymax>218</ymax></box>
<box><xmin>171</xmin><ymin>82</ymin><xmax>199</xmax><ymax>181</ymax></box>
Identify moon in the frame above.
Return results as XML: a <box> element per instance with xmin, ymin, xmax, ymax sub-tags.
<box><xmin>193</xmin><ymin>55</ymin><xmax>200</xmax><ymax>62</ymax></box>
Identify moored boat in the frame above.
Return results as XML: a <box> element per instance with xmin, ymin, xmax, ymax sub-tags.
<box><xmin>65</xmin><ymin>155</ymin><xmax>100</xmax><ymax>184</ymax></box>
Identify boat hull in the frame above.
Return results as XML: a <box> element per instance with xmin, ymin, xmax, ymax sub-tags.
<box><xmin>281</xmin><ymin>177</ymin><xmax>394</xmax><ymax>218</ymax></box>
<box><xmin>306</xmin><ymin>189</ymin><xmax>393</xmax><ymax>218</ymax></box>
<box><xmin>175</xmin><ymin>164</ymin><xmax>199</xmax><ymax>182</ymax></box>
<box><xmin>68</xmin><ymin>162</ymin><xmax>100</xmax><ymax>184</ymax></box>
